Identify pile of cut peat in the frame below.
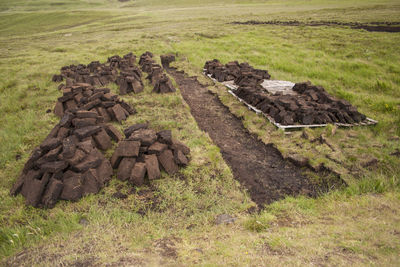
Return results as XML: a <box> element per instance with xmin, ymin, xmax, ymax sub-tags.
<box><xmin>11</xmin><ymin>52</ymin><xmax>190</xmax><ymax>208</ymax></box>
<box><xmin>204</xmin><ymin>59</ymin><xmax>369</xmax><ymax>126</ymax></box>
<box><xmin>139</xmin><ymin>52</ymin><xmax>176</xmax><ymax>93</ymax></box>
<box><xmin>235</xmin><ymin>82</ymin><xmax>367</xmax><ymax>125</ymax></box>
<box><xmin>53</xmin><ymin>52</ymin><xmax>175</xmax><ymax>95</ymax></box>
<box><xmin>204</xmin><ymin>59</ymin><xmax>270</xmax><ymax>83</ymax></box>
<box><xmin>113</xmin><ymin>124</ymin><xmax>190</xmax><ymax>186</ymax></box>
<box><xmin>10</xmin><ymin>112</ymin><xmax>121</xmax><ymax>208</ymax></box>
<box><xmin>54</xmin><ymin>83</ymin><xmax>135</xmax><ymax>123</ymax></box>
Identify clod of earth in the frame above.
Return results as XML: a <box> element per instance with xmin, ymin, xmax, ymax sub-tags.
<box><xmin>390</xmin><ymin>149</ymin><xmax>400</xmax><ymax>158</ymax></box>
<box><xmin>153</xmin><ymin>73</ymin><xmax>176</xmax><ymax>93</ymax></box>
<box><xmin>160</xmin><ymin>54</ymin><xmax>176</xmax><ymax>68</ymax></box>
<box><xmin>112</xmin><ymin>191</ymin><xmax>128</xmax><ymax>199</ymax></box>
<box><xmin>215</xmin><ymin>214</ymin><xmax>236</xmax><ymax>225</ymax></box>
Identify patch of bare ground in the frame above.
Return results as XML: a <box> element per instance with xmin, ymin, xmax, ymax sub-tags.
<box><xmin>260</xmin><ymin>243</ymin><xmax>294</xmax><ymax>257</ymax></box>
<box><xmin>167</xmin><ymin>67</ymin><xmax>327</xmax><ymax>207</ymax></box>
<box><xmin>4</xmin><ymin>234</ymin><xmax>144</xmax><ymax>267</ymax></box>
<box><xmin>153</xmin><ymin>237</ymin><xmax>180</xmax><ymax>259</ymax></box>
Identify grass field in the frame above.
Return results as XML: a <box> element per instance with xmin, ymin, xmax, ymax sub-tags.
<box><xmin>1</xmin><ymin>0</ymin><xmax>400</xmax><ymax>265</ymax></box>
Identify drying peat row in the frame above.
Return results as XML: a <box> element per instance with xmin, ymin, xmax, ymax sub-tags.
<box><xmin>53</xmin><ymin>83</ymin><xmax>135</xmax><ymax>122</ymax></box>
<box><xmin>139</xmin><ymin>52</ymin><xmax>176</xmax><ymax>93</ymax></box>
<box><xmin>204</xmin><ymin>59</ymin><xmax>376</xmax><ymax>128</ymax></box>
<box><xmin>53</xmin><ymin>52</ymin><xmax>176</xmax><ymax>96</ymax></box>
<box><xmin>230</xmin><ymin>20</ymin><xmax>400</xmax><ymax>33</ymax></box>
<box><xmin>10</xmin><ymin>52</ymin><xmax>189</xmax><ymax>208</ymax></box>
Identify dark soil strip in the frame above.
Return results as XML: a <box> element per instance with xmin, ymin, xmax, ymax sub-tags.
<box><xmin>231</xmin><ymin>20</ymin><xmax>400</xmax><ymax>33</ymax></box>
<box><xmin>167</xmin><ymin>68</ymin><xmax>318</xmax><ymax>207</ymax></box>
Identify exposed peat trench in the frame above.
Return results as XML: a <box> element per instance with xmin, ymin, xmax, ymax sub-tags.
<box><xmin>167</xmin><ymin>68</ymin><xmax>318</xmax><ymax>207</ymax></box>
<box><xmin>231</xmin><ymin>20</ymin><xmax>400</xmax><ymax>33</ymax></box>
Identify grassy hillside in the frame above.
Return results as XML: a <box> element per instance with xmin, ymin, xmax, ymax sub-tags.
<box><xmin>1</xmin><ymin>0</ymin><xmax>399</xmax><ymax>265</ymax></box>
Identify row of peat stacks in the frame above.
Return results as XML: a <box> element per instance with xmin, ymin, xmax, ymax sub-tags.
<box><xmin>9</xmin><ymin>108</ymin><xmax>124</xmax><ymax>208</ymax></box>
<box><xmin>204</xmin><ymin>59</ymin><xmax>271</xmax><ymax>83</ymax></box>
<box><xmin>11</xmin><ymin>53</ymin><xmax>189</xmax><ymax>209</ymax></box>
<box><xmin>139</xmin><ymin>52</ymin><xmax>176</xmax><ymax>93</ymax></box>
<box><xmin>204</xmin><ymin>59</ymin><xmax>367</xmax><ymax>126</ymax></box>
<box><xmin>52</xmin><ymin>52</ymin><xmax>175</xmax><ymax>95</ymax></box>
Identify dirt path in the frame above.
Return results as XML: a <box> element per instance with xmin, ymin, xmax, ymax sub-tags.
<box><xmin>167</xmin><ymin>68</ymin><xmax>317</xmax><ymax>207</ymax></box>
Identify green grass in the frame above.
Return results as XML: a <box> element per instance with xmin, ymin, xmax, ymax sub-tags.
<box><xmin>1</xmin><ymin>0</ymin><xmax>400</xmax><ymax>265</ymax></box>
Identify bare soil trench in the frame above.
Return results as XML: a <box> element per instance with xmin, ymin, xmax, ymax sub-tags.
<box><xmin>167</xmin><ymin>67</ymin><xmax>320</xmax><ymax>207</ymax></box>
<box><xmin>231</xmin><ymin>20</ymin><xmax>400</xmax><ymax>33</ymax></box>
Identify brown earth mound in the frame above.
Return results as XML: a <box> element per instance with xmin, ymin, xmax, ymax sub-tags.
<box><xmin>10</xmin><ymin>77</ymin><xmax>136</xmax><ymax>208</ymax></box>
<box><xmin>10</xmin><ymin>119</ymin><xmax>191</xmax><ymax>208</ymax></box>
<box><xmin>231</xmin><ymin>20</ymin><xmax>400</xmax><ymax>33</ymax></box>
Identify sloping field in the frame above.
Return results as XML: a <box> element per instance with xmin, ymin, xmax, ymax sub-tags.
<box><xmin>0</xmin><ymin>0</ymin><xmax>399</xmax><ymax>265</ymax></box>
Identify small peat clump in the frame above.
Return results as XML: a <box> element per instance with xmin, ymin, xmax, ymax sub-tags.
<box><xmin>160</xmin><ymin>54</ymin><xmax>176</xmax><ymax>68</ymax></box>
<box><xmin>204</xmin><ymin>59</ymin><xmax>270</xmax><ymax>83</ymax></box>
<box><xmin>113</xmin><ymin>124</ymin><xmax>190</xmax><ymax>187</ymax></box>
<box><xmin>167</xmin><ymin>67</ymin><xmax>322</xmax><ymax>206</ymax></box>
<box><xmin>235</xmin><ymin>81</ymin><xmax>367</xmax><ymax>125</ymax></box>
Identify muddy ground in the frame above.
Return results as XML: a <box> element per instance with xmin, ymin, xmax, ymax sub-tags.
<box><xmin>167</xmin><ymin>68</ymin><xmax>319</xmax><ymax>207</ymax></box>
<box><xmin>231</xmin><ymin>20</ymin><xmax>400</xmax><ymax>32</ymax></box>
